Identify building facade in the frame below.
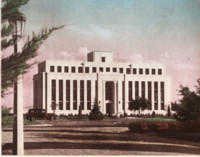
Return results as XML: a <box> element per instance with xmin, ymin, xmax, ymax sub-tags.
<box><xmin>33</xmin><ymin>51</ymin><xmax>171</xmax><ymax>116</ymax></box>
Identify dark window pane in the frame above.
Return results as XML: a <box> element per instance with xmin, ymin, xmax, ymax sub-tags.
<box><xmin>139</xmin><ymin>68</ymin><xmax>143</xmax><ymax>74</ymax></box>
<box><xmin>57</xmin><ymin>66</ymin><xmax>62</xmax><ymax>72</ymax></box>
<box><xmin>145</xmin><ymin>69</ymin><xmax>149</xmax><ymax>75</ymax></box>
<box><xmin>133</xmin><ymin>68</ymin><xmax>137</xmax><ymax>74</ymax></box>
<box><xmin>71</xmin><ymin>67</ymin><xmax>76</xmax><ymax>73</ymax></box>
<box><xmin>92</xmin><ymin>67</ymin><xmax>96</xmax><ymax>73</ymax></box>
<box><xmin>152</xmin><ymin>69</ymin><xmax>156</xmax><ymax>75</ymax></box>
<box><xmin>119</xmin><ymin>68</ymin><xmax>123</xmax><ymax>73</ymax></box>
<box><xmin>50</xmin><ymin>66</ymin><xmax>54</xmax><ymax>72</ymax></box>
<box><xmin>158</xmin><ymin>69</ymin><xmax>162</xmax><ymax>75</ymax></box>
<box><xmin>113</xmin><ymin>68</ymin><xmax>117</xmax><ymax>72</ymax></box>
<box><xmin>106</xmin><ymin>67</ymin><xmax>110</xmax><ymax>72</ymax></box>
<box><xmin>85</xmin><ymin>67</ymin><xmax>89</xmax><ymax>73</ymax></box>
<box><xmin>64</xmin><ymin>66</ymin><xmax>68</xmax><ymax>73</ymax></box>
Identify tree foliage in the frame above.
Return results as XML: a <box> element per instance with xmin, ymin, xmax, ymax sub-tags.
<box><xmin>88</xmin><ymin>103</ymin><xmax>104</xmax><ymax>120</ymax></box>
<box><xmin>1</xmin><ymin>0</ymin><xmax>64</xmax><ymax>97</ymax></box>
<box><xmin>128</xmin><ymin>97</ymin><xmax>151</xmax><ymax>115</ymax></box>
<box><xmin>172</xmin><ymin>79</ymin><xmax>200</xmax><ymax>122</ymax></box>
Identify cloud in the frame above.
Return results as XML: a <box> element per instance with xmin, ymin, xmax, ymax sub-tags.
<box><xmin>68</xmin><ymin>24</ymin><xmax>112</xmax><ymax>39</ymax></box>
<box><xmin>79</xmin><ymin>47</ymin><xmax>89</xmax><ymax>57</ymax></box>
<box><xmin>92</xmin><ymin>26</ymin><xmax>112</xmax><ymax>39</ymax></box>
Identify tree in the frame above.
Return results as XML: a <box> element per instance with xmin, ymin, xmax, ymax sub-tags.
<box><xmin>1</xmin><ymin>0</ymin><xmax>64</xmax><ymax>97</ymax></box>
<box><xmin>1</xmin><ymin>0</ymin><xmax>64</xmax><ymax>155</ymax></box>
<box><xmin>167</xmin><ymin>106</ymin><xmax>171</xmax><ymax>117</ymax></box>
<box><xmin>88</xmin><ymin>102</ymin><xmax>104</xmax><ymax>120</ymax></box>
<box><xmin>173</xmin><ymin>80</ymin><xmax>200</xmax><ymax>122</ymax></box>
<box><xmin>128</xmin><ymin>97</ymin><xmax>151</xmax><ymax>116</ymax></box>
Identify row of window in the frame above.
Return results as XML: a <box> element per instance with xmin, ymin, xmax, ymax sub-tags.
<box><xmin>51</xmin><ymin>80</ymin><xmax>92</xmax><ymax>111</ymax></box>
<box><xmin>128</xmin><ymin>81</ymin><xmax>165</xmax><ymax>110</ymax></box>
<box><xmin>50</xmin><ymin>79</ymin><xmax>165</xmax><ymax>111</ymax></box>
<box><xmin>50</xmin><ymin>66</ymin><xmax>163</xmax><ymax>75</ymax></box>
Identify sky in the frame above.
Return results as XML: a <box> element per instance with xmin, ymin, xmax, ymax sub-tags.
<box><xmin>2</xmin><ymin>0</ymin><xmax>200</xmax><ymax>111</ymax></box>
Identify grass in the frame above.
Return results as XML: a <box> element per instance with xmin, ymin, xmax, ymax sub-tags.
<box><xmin>2</xmin><ymin>115</ymin><xmax>39</xmax><ymax>128</ymax></box>
<box><xmin>141</xmin><ymin>116</ymin><xmax>176</xmax><ymax>122</ymax></box>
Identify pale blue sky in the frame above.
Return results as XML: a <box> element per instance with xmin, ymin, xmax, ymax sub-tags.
<box><xmin>2</xmin><ymin>0</ymin><xmax>200</xmax><ymax>109</ymax></box>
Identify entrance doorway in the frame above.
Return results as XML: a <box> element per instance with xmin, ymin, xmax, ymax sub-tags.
<box><xmin>106</xmin><ymin>103</ymin><xmax>112</xmax><ymax>115</ymax></box>
<box><xmin>105</xmin><ymin>81</ymin><xmax>114</xmax><ymax>114</ymax></box>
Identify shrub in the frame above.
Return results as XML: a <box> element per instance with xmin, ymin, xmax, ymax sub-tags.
<box><xmin>2</xmin><ymin>116</ymin><xmax>13</xmax><ymax>128</ymax></box>
<box><xmin>151</xmin><ymin>111</ymin><xmax>156</xmax><ymax>117</ymax></box>
<box><xmin>147</xmin><ymin>123</ymin><xmax>159</xmax><ymax>132</ymax></box>
<box><xmin>88</xmin><ymin>103</ymin><xmax>104</xmax><ymax>120</ymax></box>
<box><xmin>129</xmin><ymin>122</ymin><xmax>143</xmax><ymax>132</ymax></box>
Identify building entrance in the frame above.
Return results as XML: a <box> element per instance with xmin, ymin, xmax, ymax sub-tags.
<box><xmin>105</xmin><ymin>81</ymin><xmax>114</xmax><ymax>114</ymax></box>
<box><xmin>106</xmin><ymin>103</ymin><xmax>112</xmax><ymax>115</ymax></box>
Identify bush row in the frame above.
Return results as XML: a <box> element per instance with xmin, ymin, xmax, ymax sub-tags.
<box><xmin>128</xmin><ymin>121</ymin><xmax>200</xmax><ymax>133</ymax></box>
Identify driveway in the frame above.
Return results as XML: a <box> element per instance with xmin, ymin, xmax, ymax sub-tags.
<box><xmin>2</xmin><ymin>118</ymin><xmax>200</xmax><ymax>155</ymax></box>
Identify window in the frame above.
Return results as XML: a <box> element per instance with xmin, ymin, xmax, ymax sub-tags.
<box><xmin>135</xmin><ymin>81</ymin><xmax>139</xmax><ymax>99</ymax></box>
<box><xmin>133</xmin><ymin>68</ymin><xmax>137</xmax><ymax>74</ymax></box>
<box><xmin>51</xmin><ymin>80</ymin><xmax>56</xmax><ymax>110</ymax></box>
<box><xmin>128</xmin><ymin>81</ymin><xmax>132</xmax><ymax>101</ymax></box>
<box><xmin>99</xmin><ymin>67</ymin><xmax>103</xmax><ymax>72</ymax></box>
<box><xmin>152</xmin><ymin>69</ymin><xmax>156</xmax><ymax>75</ymax></box>
<box><xmin>59</xmin><ymin>80</ymin><xmax>63</xmax><ymax>110</ymax></box>
<box><xmin>87</xmin><ymin>80</ymin><xmax>91</xmax><ymax>110</ymax></box>
<box><xmin>64</xmin><ymin>66</ymin><xmax>68</xmax><ymax>73</ymax></box>
<box><xmin>85</xmin><ymin>67</ymin><xmax>89</xmax><ymax>73</ymax></box>
<box><xmin>73</xmin><ymin>80</ymin><xmax>77</xmax><ymax>110</ymax></box>
<box><xmin>122</xmin><ymin>81</ymin><xmax>125</xmax><ymax>110</ymax></box>
<box><xmin>71</xmin><ymin>66</ymin><xmax>76</xmax><ymax>73</ymax></box>
<box><xmin>80</xmin><ymin>80</ymin><xmax>84</xmax><ymax>110</ymax></box>
<box><xmin>66</xmin><ymin>80</ymin><xmax>70</xmax><ymax>110</ymax></box>
<box><xmin>101</xmin><ymin>57</ymin><xmax>106</xmax><ymax>62</ymax></box>
<box><xmin>78</xmin><ymin>67</ymin><xmax>83</xmax><ymax>73</ymax></box>
<box><xmin>119</xmin><ymin>68</ymin><xmax>123</xmax><ymax>73</ymax></box>
<box><xmin>92</xmin><ymin>67</ymin><xmax>96</xmax><ymax>73</ymax></box>
<box><xmin>161</xmin><ymin>82</ymin><xmax>165</xmax><ymax>110</ymax></box>
<box><xmin>57</xmin><ymin>66</ymin><xmax>62</xmax><ymax>72</ymax></box>
<box><xmin>154</xmin><ymin>82</ymin><xmax>158</xmax><ymax>110</ymax></box>
<box><xmin>142</xmin><ymin>81</ymin><xmax>145</xmax><ymax>98</ymax></box>
<box><xmin>158</xmin><ymin>69</ymin><xmax>162</xmax><ymax>75</ymax></box>
<box><xmin>145</xmin><ymin>69</ymin><xmax>149</xmax><ymax>75</ymax></box>
<box><xmin>126</xmin><ymin>68</ymin><xmax>131</xmax><ymax>74</ymax></box>
<box><xmin>106</xmin><ymin>67</ymin><xmax>110</xmax><ymax>72</ymax></box>
<box><xmin>139</xmin><ymin>68</ymin><xmax>143</xmax><ymax>74</ymax></box>
<box><xmin>113</xmin><ymin>68</ymin><xmax>117</xmax><ymax>72</ymax></box>
<box><xmin>148</xmin><ymin>81</ymin><xmax>152</xmax><ymax>109</ymax></box>
<box><xmin>50</xmin><ymin>66</ymin><xmax>54</xmax><ymax>72</ymax></box>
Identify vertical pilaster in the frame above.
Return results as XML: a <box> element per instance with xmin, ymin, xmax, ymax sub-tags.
<box><xmin>47</xmin><ymin>75</ymin><xmax>51</xmax><ymax>113</ymax></box>
<box><xmin>102</xmin><ymin>81</ymin><xmax>105</xmax><ymax>113</ymax></box>
<box><xmin>113</xmin><ymin>81</ymin><xmax>117</xmax><ymax>114</ymax></box>
<box><xmin>124</xmin><ymin>75</ymin><xmax>128</xmax><ymax>113</ymax></box>
<box><xmin>117</xmin><ymin>81</ymin><xmax>122</xmax><ymax>113</ymax></box>
<box><xmin>42</xmin><ymin>73</ymin><xmax>46</xmax><ymax>109</ymax></box>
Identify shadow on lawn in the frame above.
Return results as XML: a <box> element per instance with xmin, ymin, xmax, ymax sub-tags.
<box><xmin>3</xmin><ymin>140</ymin><xmax>200</xmax><ymax>155</ymax></box>
<box><xmin>3</xmin><ymin>129</ymin><xmax>200</xmax><ymax>155</ymax></box>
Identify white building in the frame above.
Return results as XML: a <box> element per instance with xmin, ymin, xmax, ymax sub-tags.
<box><xmin>33</xmin><ymin>51</ymin><xmax>171</xmax><ymax>116</ymax></box>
